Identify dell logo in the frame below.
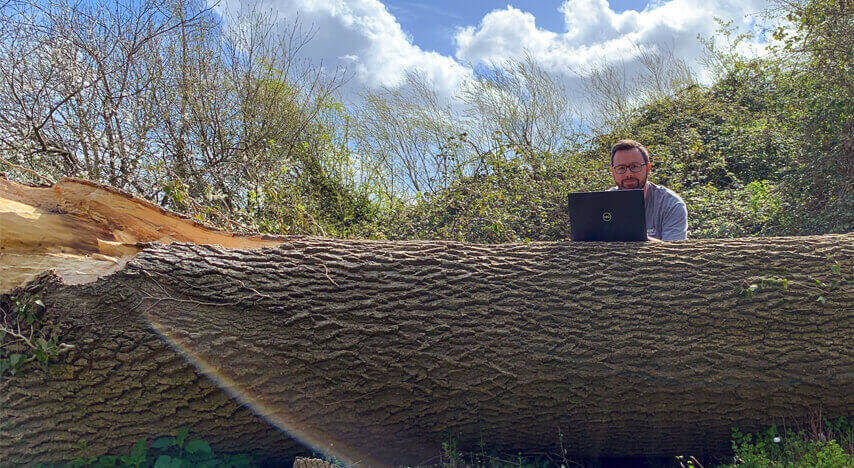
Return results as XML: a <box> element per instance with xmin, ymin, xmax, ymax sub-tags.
<box><xmin>602</xmin><ymin>212</ymin><xmax>612</xmax><ymax>222</ymax></box>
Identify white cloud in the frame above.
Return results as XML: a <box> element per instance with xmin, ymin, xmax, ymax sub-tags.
<box><xmin>454</xmin><ymin>0</ymin><xmax>771</xmax><ymax>83</ymax></box>
<box><xmin>562</xmin><ymin>0</ymin><xmax>639</xmax><ymax>45</ymax></box>
<box><xmin>221</xmin><ymin>0</ymin><xmax>469</xmax><ymax>98</ymax></box>
<box><xmin>221</xmin><ymin>0</ymin><xmax>772</xmax><ymax>102</ymax></box>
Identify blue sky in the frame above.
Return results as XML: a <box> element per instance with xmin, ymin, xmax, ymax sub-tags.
<box><xmin>385</xmin><ymin>0</ymin><xmax>650</xmax><ymax>56</ymax></box>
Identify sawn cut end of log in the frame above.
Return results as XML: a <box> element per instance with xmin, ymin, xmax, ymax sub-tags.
<box><xmin>1</xmin><ymin>177</ymin><xmax>852</xmax><ymax>466</ymax></box>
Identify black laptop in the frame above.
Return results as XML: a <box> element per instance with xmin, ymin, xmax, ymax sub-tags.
<box><xmin>568</xmin><ymin>189</ymin><xmax>647</xmax><ymax>241</ymax></box>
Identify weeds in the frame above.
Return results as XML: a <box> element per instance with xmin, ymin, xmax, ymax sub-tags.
<box><xmin>38</xmin><ymin>428</ymin><xmax>255</xmax><ymax>468</ymax></box>
<box><xmin>439</xmin><ymin>430</ymin><xmax>579</xmax><ymax>467</ymax></box>
<box><xmin>0</xmin><ymin>294</ymin><xmax>74</xmax><ymax>377</ymax></box>
<box><xmin>721</xmin><ymin>417</ymin><xmax>854</xmax><ymax>467</ymax></box>
<box><xmin>739</xmin><ymin>258</ymin><xmax>846</xmax><ymax>303</ymax></box>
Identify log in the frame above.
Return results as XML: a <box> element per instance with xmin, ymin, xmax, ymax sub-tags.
<box><xmin>1</xmin><ymin>178</ymin><xmax>852</xmax><ymax>466</ymax></box>
<box><xmin>1</xmin><ymin>178</ymin><xmax>308</xmax><ymax>465</ymax></box>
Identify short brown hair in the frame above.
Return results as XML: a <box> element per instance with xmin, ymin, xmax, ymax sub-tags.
<box><xmin>610</xmin><ymin>139</ymin><xmax>650</xmax><ymax>165</ymax></box>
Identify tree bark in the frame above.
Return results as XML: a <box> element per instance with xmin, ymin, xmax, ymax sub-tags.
<box><xmin>1</xmin><ymin>178</ymin><xmax>853</xmax><ymax>466</ymax></box>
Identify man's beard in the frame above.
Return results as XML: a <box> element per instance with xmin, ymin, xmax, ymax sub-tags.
<box><xmin>619</xmin><ymin>175</ymin><xmax>646</xmax><ymax>189</ymax></box>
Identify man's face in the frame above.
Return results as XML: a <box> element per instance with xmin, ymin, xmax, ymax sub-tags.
<box><xmin>611</xmin><ymin>148</ymin><xmax>650</xmax><ymax>190</ymax></box>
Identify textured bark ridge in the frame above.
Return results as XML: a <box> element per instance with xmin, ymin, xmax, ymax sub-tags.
<box><xmin>1</xmin><ymin>178</ymin><xmax>853</xmax><ymax>466</ymax></box>
<box><xmin>2</xmin><ymin>236</ymin><xmax>852</xmax><ymax>466</ymax></box>
<box><xmin>0</xmin><ymin>273</ymin><xmax>312</xmax><ymax>465</ymax></box>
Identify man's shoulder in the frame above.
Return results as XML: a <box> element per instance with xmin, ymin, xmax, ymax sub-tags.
<box><xmin>649</xmin><ymin>183</ymin><xmax>686</xmax><ymax>207</ymax></box>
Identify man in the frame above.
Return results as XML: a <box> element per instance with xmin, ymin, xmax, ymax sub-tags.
<box><xmin>608</xmin><ymin>139</ymin><xmax>688</xmax><ymax>241</ymax></box>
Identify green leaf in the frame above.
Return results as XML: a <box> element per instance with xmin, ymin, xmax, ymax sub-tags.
<box><xmin>151</xmin><ymin>437</ymin><xmax>177</xmax><ymax>450</ymax></box>
<box><xmin>196</xmin><ymin>461</ymin><xmax>222</xmax><ymax>468</ymax></box>
<box><xmin>175</xmin><ymin>427</ymin><xmax>190</xmax><ymax>447</ymax></box>
<box><xmin>34</xmin><ymin>299</ymin><xmax>44</xmax><ymax>307</ymax></box>
<box><xmin>817</xmin><ymin>296</ymin><xmax>827</xmax><ymax>304</ymax></box>
<box><xmin>95</xmin><ymin>455</ymin><xmax>118</xmax><ymax>467</ymax></box>
<box><xmin>9</xmin><ymin>353</ymin><xmax>23</xmax><ymax>367</ymax></box>
<box><xmin>129</xmin><ymin>438</ymin><xmax>147</xmax><ymax>462</ymax></box>
<box><xmin>185</xmin><ymin>439</ymin><xmax>212</xmax><ymax>456</ymax></box>
<box><xmin>154</xmin><ymin>455</ymin><xmax>182</xmax><ymax>468</ymax></box>
<box><xmin>225</xmin><ymin>454</ymin><xmax>252</xmax><ymax>467</ymax></box>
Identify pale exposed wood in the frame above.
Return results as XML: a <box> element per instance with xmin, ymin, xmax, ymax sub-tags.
<box><xmin>1</xmin><ymin>177</ymin><xmax>284</xmax><ymax>293</ymax></box>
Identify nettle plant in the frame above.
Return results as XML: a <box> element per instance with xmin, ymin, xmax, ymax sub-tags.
<box><xmin>0</xmin><ymin>294</ymin><xmax>74</xmax><ymax>377</ymax></box>
<box><xmin>39</xmin><ymin>428</ymin><xmax>255</xmax><ymax>468</ymax></box>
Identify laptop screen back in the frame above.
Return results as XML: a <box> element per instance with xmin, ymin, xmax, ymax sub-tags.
<box><xmin>568</xmin><ymin>189</ymin><xmax>646</xmax><ymax>241</ymax></box>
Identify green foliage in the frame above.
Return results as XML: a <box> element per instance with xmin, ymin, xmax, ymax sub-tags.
<box><xmin>587</xmin><ymin>50</ymin><xmax>851</xmax><ymax>238</ymax></box>
<box><xmin>766</xmin><ymin>0</ymin><xmax>854</xmax><ymax>235</ymax></box>
<box><xmin>738</xmin><ymin>257</ymin><xmax>845</xmax><ymax>302</ymax></box>
<box><xmin>683</xmin><ymin>181</ymin><xmax>785</xmax><ymax>238</ymax></box>
<box><xmin>387</xmin><ymin>141</ymin><xmax>609</xmax><ymax>242</ymax></box>
<box><xmin>0</xmin><ymin>294</ymin><xmax>71</xmax><ymax>377</ymax></box>
<box><xmin>720</xmin><ymin>418</ymin><xmax>854</xmax><ymax>467</ymax></box>
<box><xmin>740</xmin><ymin>276</ymin><xmax>789</xmax><ymax>297</ymax></box>
<box><xmin>39</xmin><ymin>428</ymin><xmax>255</xmax><ymax>468</ymax></box>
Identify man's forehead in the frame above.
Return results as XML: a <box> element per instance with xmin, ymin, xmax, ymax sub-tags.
<box><xmin>613</xmin><ymin>148</ymin><xmax>646</xmax><ymax>163</ymax></box>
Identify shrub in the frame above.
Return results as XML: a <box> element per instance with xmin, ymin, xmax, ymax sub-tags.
<box><xmin>720</xmin><ymin>418</ymin><xmax>854</xmax><ymax>467</ymax></box>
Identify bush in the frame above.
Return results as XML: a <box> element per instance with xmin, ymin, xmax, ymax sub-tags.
<box><xmin>720</xmin><ymin>418</ymin><xmax>854</xmax><ymax>467</ymax></box>
<box><xmin>683</xmin><ymin>180</ymin><xmax>785</xmax><ymax>238</ymax></box>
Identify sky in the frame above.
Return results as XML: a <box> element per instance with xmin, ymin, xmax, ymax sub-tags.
<box><xmin>385</xmin><ymin>0</ymin><xmax>650</xmax><ymax>56</ymax></box>
<box><xmin>220</xmin><ymin>0</ymin><xmax>773</xmax><ymax>102</ymax></box>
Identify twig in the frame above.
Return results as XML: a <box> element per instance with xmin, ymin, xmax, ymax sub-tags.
<box><xmin>0</xmin><ymin>321</ymin><xmax>35</xmax><ymax>349</ymax></box>
<box><xmin>139</xmin><ymin>270</ymin><xmax>240</xmax><ymax>307</ymax></box>
<box><xmin>232</xmin><ymin>278</ymin><xmax>275</xmax><ymax>301</ymax></box>
<box><xmin>293</xmin><ymin>203</ymin><xmax>328</xmax><ymax>237</ymax></box>
<box><xmin>0</xmin><ymin>313</ymin><xmax>74</xmax><ymax>353</ymax></box>
<box><xmin>321</xmin><ymin>262</ymin><xmax>339</xmax><ymax>286</ymax></box>
<box><xmin>0</xmin><ymin>157</ymin><xmax>56</xmax><ymax>184</ymax></box>
<box><xmin>185</xmin><ymin>196</ymin><xmax>251</xmax><ymax>232</ymax></box>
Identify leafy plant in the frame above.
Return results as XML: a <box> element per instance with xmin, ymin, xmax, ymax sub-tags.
<box><xmin>720</xmin><ymin>418</ymin><xmax>854</xmax><ymax>467</ymax></box>
<box><xmin>740</xmin><ymin>277</ymin><xmax>789</xmax><ymax>297</ymax></box>
<box><xmin>39</xmin><ymin>428</ymin><xmax>255</xmax><ymax>468</ymax></box>
<box><xmin>0</xmin><ymin>294</ymin><xmax>73</xmax><ymax>377</ymax></box>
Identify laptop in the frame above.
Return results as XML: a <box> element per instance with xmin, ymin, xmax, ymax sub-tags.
<box><xmin>568</xmin><ymin>189</ymin><xmax>647</xmax><ymax>241</ymax></box>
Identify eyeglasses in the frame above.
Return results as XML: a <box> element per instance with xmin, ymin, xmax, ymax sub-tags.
<box><xmin>611</xmin><ymin>162</ymin><xmax>649</xmax><ymax>174</ymax></box>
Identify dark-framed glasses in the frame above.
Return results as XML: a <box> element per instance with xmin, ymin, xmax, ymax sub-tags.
<box><xmin>612</xmin><ymin>162</ymin><xmax>648</xmax><ymax>174</ymax></box>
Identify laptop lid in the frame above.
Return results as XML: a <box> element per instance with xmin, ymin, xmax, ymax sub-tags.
<box><xmin>568</xmin><ymin>189</ymin><xmax>646</xmax><ymax>241</ymax></box>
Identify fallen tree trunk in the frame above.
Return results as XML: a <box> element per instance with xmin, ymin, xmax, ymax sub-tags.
<box><xmin>1</xmin><ymin>178</ymin><xmax>853</xmax><ymax>466</ymax></box>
